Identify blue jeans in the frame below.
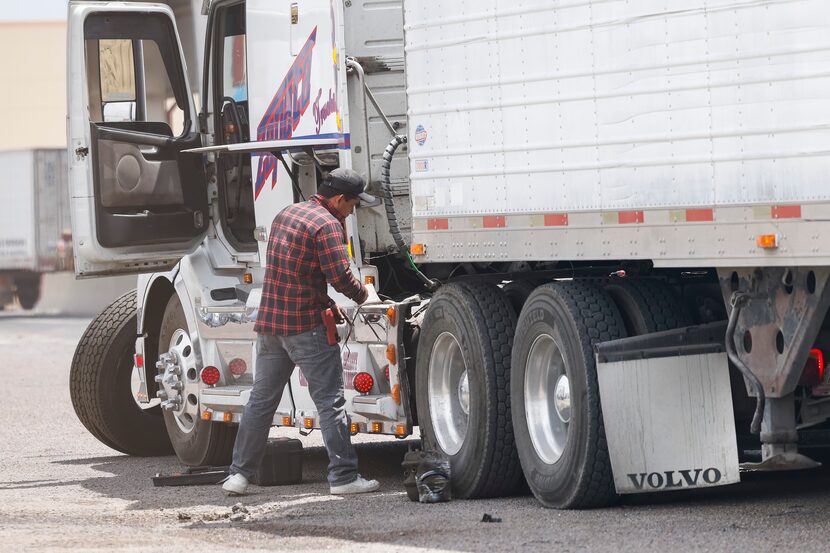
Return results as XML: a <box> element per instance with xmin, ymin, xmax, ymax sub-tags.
<box><xmin>230</xmin><ymin>326</ymin><xmax>359</xmax><ymax>486</ymax></box>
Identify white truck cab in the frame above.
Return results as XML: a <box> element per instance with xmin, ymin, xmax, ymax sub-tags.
<box><xmin>67</xmin><ymin>0</ymin><xmax>415</xmax><ymax>467</ymax></box>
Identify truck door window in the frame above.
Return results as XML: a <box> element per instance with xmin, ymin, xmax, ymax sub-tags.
<box><xmin>213</xmin><ymin>2</ymin><xmax>256</xmax><ymax>249</ymax></box>
<box><xmin>223</xmin><ymin>34</ymin><xmax>247</xmax><ymax>104</ymax></box>
<box><xmin>84</xmin><ymin>13</ymin><xmax>190</xmax><ymax>136</ymax></box>
<box><xmin>98</xmin><ymin>39</ymin><xmax>137</xmax><ymax>121</ymax></box>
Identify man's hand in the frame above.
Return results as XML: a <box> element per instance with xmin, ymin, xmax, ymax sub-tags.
<box><xmin>332</xmin><ymin>305</ymin><xmax>347</xmax><ymax>324</ymax></box>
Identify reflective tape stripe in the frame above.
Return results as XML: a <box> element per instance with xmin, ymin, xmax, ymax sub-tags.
<box><xmin>413</xmin><ymin>204</ymin><xmax>801</xmax><ymax>231</ymax></box>
<box><xmin>544</xmin><ymin>213</ymin><xmax>569</xmax><ymax>226</ymax></box>
<box><xmin>617</xmin><ymin>211</ymin><xmax>644</xmax><ymax>224</ymax></box>
<box><xmin>483</xmin><ymin>215</ymin><xmax>506</xmax><ymax>228</ymax></box>
<box><xmin>427</xmin><ymin>218</ymin><xmax>449</xmax><ymax>230</ymax></box>
<box><xmin>772</xmin><ymin>205</ymin><xmax>801</xmax><ymax>219</ymax></box>
<box><xmin>685</xmin><ymin>208</ymin><xmax>714</xmax><ymax>222</ymax></box>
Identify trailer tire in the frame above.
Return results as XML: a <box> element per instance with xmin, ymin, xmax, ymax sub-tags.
<box><xmin>511</xmin><ymin>281</ymin><xmax>626</xmax><ymax>509</ymax></box>
<box><xmin>603</xmin><ymin>278</ymin><xmax>690</xmax><ymax>335</ymax></box>
<box><xmin>15</xmin><ymin>273</ymin><xmax>41</xmax><ymax>310</ymax></box>
<box><xmin>159</xmin><ymin>294</ymin><xmax>236</xmax><ymax>466</ymax></box>
<box><xmin>70</xmin><ymin>290</ymin><xmax>173</xmax><ymax>456</ymax></box>
<box><xmin>415</xmin><ymin>282</ymin><xmax>522</xmax><ymax>498</ymax></box>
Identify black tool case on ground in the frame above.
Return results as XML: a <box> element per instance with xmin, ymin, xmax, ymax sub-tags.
<box><xmin>254</xmin><ymin>437</ymin><xmax>304</xmax><ymax>486</ymax></box>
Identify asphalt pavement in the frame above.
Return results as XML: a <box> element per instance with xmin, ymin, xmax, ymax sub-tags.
<box><xmin>3</xmin><ymin>311</ymin><xmax>830</xmax><ymax>552</ymax></box>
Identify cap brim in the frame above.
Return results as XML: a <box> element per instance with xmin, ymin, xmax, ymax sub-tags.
<box><xmin>358</xmin><ymin>192</ymin><xmax>380</xmax><ymax>207</ymax></box>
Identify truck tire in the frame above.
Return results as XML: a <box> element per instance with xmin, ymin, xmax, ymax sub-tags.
<box><xmin>415</xmin><ymin>282</ymin><xmax>522</xmax><ymax>498</ymax></box>
<box><xmin>70</xmin><ymin>290</ymin><xmax>173</xmax><ymax>455</ymax></box>
<box><xmin>159</xmin><ymin>293</ymin><xmax>236</xmax><ymax>466</ymax></box>
<box><xmin>603</xmin><ymin>278</ymin><xmax>690</xmax><ymax>335</ymax></box>
<box><xmin>15</xmin><ymin>273</ymin><xmax>41</xmax><ymax>310</ymax></box>
<box><xmin>511</xmin><ymin>281</ymin><xmax>626</xmax><ymax>508</ymax></box>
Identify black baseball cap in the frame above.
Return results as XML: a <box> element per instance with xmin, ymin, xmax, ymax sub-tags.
<box><xmin>322</xmin><ymin>168</ymin><xmax>377</xmax><ymax>206</ymax></box>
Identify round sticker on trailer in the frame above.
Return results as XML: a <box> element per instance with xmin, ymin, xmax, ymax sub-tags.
<box><xmin>415</xmin><ymin>124</ymin><xmax>428</xmax><ymax>146</ymax></box>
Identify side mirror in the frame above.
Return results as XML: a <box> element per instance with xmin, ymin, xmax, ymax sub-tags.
<box><xmin>102</xmin><ymin>101</ymin><xmax>137</xmax><ymax>123</ymax></box>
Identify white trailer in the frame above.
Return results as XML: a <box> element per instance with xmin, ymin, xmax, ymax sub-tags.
<box><xmin>66</xmin><ymin>0</ymin><xmax>830</xmax><ymax>508</ymax></box>
<box><xmin>0</xmin><ymin>149</ymin><xmax>71</xmax><ymax>309</ymax></box>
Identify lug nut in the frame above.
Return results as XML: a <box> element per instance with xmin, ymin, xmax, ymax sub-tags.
<box><xmin>156</xmin><ymin>390</ymin><xmax>168</xmax><ymax>400</ymax></box>
<box><xmin>161</xmin><ymin>398</ymin><xmax>182</xmax><ymax>411</ymax></box>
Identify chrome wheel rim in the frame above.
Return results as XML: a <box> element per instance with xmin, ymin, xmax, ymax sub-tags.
<box><xmin>157</xmin><ymin>329</ymin><xmax>201</xmax><ymax>433</ymax></box>
<box><xmin>525</xmin><ymin>333</ymin><xmax>570</xmax><ymax>464</ymax></box>
<box><xmin>428</xmin><ymin>332</ymin><xmax>469</xmax><ymax>456</ymax></box>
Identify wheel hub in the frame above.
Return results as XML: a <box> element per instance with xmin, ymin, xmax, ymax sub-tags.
<box><xmin>156</xmin><ymin>329</ymin><xmax>200</xmax><ymax>433</ymax></box>
<box><xmin>524</xmin><ymin>333</ymin><xmax>570</xmax><ymax>464</ymax></box>
<box><xmin>554</xmin><ymin>374</ymin><xmax>571</xmax><ymax>423</ymax></box>
<box><xmin>458</xmin><ymin>371</ymin><xmax>470</xmax><ymax>416</ymax></box>
<box><xmin>428</xmin><ymin>332</ymin><xmax>469</xmax><ymax>456</ymax></box>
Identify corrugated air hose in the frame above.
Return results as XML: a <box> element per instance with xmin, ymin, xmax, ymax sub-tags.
<box><xmin>381</xmin><ymin>135</ymin><xmax>440</xmax><ymax>291</ymax></box>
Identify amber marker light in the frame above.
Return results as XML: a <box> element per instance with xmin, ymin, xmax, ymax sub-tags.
<box><xmin>371</xmin><ymin>421</ymin><xmax>382</xmax><ymax>433</ymax></box>
<box><xmin>392</xmin><ymin>384</ymin><xmax>401</xmax><ymax>405</ymax></box>
<box><xmin>364</xmin><ymin>275</ymin><xmax>376</xmax><ymax>285</ymax></box>
<box><xmin>223</xmin><ymin>412</ymin><xmax>234</xmax><ymax>423</ymax></box>
<box><xmin>243</xmin><ymin>272</ymin><xmax>253</xmax><ymax>284</ymax></box>
<box><xmin>350</xmin><ymin>422</ymin><xmax>360</xmax><ymax>435</ymax></box>
<box><xmin>201</xmin><ymin>410</ymin><xmax>212</xmax><ymax>421</ymax></box>
<box><xmin>395</xmin><ymin>424</ymin><xmax>407</xmax><ymax>437</ymax></box>
<box><xmin>304</xmin><ymin>417</ymin><xmax>314</xmax><ymax>429</ymax></box>
<box><xmin>282</xmin><ymin>415</ymin><xmax>292</xmax><ymax>426</ymax></box>
<box><xmin>386</xmin><ymin>344</ymin><xmax>397</xmax><ymax>365</ymax></box>
<box><xmin>756</xmin><ymin>234</ymin><xmax>779</xmax><ymax>249</ymax></box>
<box><xmin>386</xmin><ymin>306</ymin><xmax>397</xmax><ymax>325</ymax></box>
<box><xmin>410</xmin><ymin>243</ymin><xmax>426</xmax><ymax>256</ymax></box>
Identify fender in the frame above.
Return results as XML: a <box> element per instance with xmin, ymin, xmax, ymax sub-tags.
<box><xmin>136</xmin><ymin>269</ymin><xmax>177</xmax><ymax>399</ymax></box>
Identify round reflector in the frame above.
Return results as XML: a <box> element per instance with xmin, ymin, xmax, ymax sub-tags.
<box><xmin>353</xmin><ymin>372</ymin><xmax>374</xmax><ymax>394</ymax></box>
<box><xmin>200</xmin><ymin>366</ymin><xmax>221</xmax><ymax>385</ymax></box>
<box><xmin>228</xmin><ymin>358</ymin><xmax>247</xmax><ymax>376</ymax></box>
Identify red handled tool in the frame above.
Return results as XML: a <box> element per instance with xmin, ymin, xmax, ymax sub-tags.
<box><xmin>322</xmin><ymin>308</ymin><xmax>340</xmax><ymax>345</ymax></box>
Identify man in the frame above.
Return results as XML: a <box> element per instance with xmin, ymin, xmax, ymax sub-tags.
<box><xmin>221</xmin><ymin>168</ymin><xmax>380</xmax><ymax>496</ymax></box>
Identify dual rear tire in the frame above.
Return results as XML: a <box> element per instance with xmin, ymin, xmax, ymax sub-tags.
<box><xmin>510</xmin><ymin>281</ymin><xmax>626</xmax><ymax>508</ymax></box>
<box><xmin>416</xmin><ymin>277</ymin><xmax>688</xmax><ymax>508</ymax></box>
<box><xmin>415</xmin><ymin>282</ymin><xmax>523</xmax><ymax>498</ymax></box>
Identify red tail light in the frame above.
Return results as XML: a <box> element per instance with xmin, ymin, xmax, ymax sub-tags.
<box><xmin>799</xmin><ymin>349</ymin><xmax>825</xmax><ymax>386</ymax></box>
<box><xmin>353</xmin><ymin>372</ymin><xmax>374</xmax><ymax>394</ymax></box>
<box><xmin>134</xmin><ymin>354</ymin><xmax>143</xmax><ymax>369</ymax></box>
<box><xmin>228</xmin><ymin>358</ymin><xmax>247</xmax><ymax>376</ymax></box>
<box><xmin>201</xmin><ymin>366</ymin><xmax>221</xmax><ymax>386</ymax></box>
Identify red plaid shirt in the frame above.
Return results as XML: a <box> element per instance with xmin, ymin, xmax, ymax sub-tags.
<box><xmin>255</xmin><ymin>195</ymin><xmax>368</xmax><ymax>336</ymax></box>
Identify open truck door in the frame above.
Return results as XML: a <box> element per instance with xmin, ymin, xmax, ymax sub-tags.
<box><xmin>67</xmin><ymin>2</ymin><xmax>207</xmax><ymax>277</ymax></box>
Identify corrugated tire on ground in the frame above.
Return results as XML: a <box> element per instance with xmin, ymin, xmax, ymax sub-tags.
<box><xmin>69</xmin><ymin>289</ymin><xmax>173</xmax><ymax>456</ymax></box>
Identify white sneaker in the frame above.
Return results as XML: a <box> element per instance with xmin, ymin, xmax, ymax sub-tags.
<box><xmin>221</xmin><ymin>473</ymin><xmax>249</xmax><ymax>496</ymax></box>
<box><xmin>330</xmin><ymin>476</ymin><xmax>380</xmax><ymax>495</ymax></box>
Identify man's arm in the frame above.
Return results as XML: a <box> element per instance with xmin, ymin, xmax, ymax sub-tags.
<box><xmin>315</xmin><ymin>222</ymin><xmax>368</xmax><ymax>304</ymax></box>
